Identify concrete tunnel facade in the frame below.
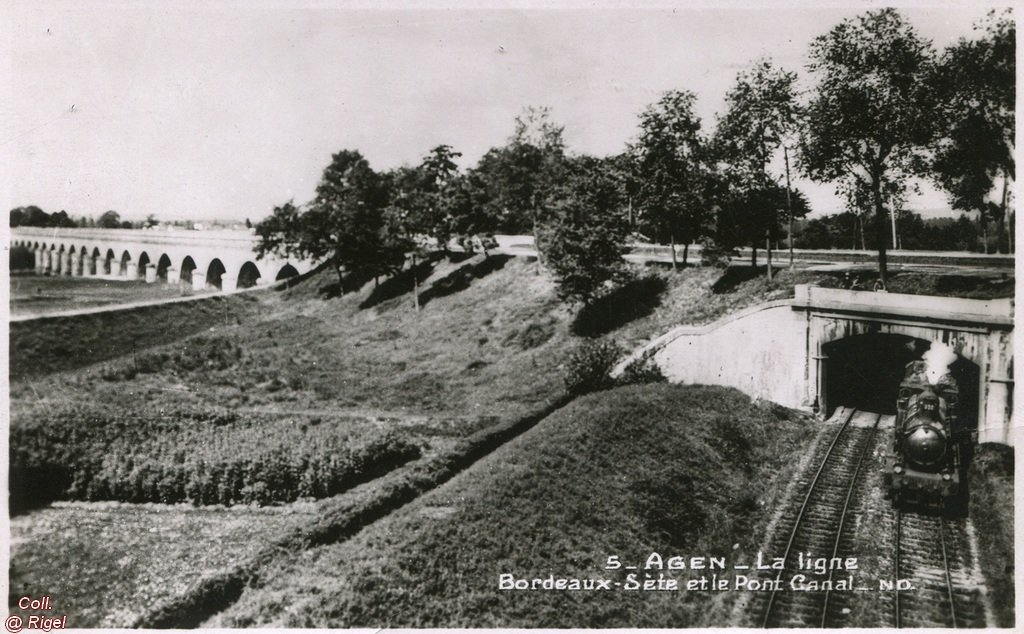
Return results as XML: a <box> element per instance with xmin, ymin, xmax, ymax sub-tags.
<box><xmin>615</xmin><ymin>285</ymin><xmax>1015</xmax><ymax>447</ymax></box>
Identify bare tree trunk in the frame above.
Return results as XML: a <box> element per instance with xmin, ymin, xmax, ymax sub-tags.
<box><xmin>998</xmin><ymin>171</ymin><xmax>1009</xmax><ymax>253</ymax></box>
<box><xmin>751</xmin><ymin>244</ymin><xmax>757</xmax><ymax>267</ymax></box>
<box><xmin>670</xmin><ymin>233</ymin><xmax>678</xmax><ymax>270</ymax></box>
<box><xmin>982</xmin><ymin>211</ymin><xmax>989</xmax><ymax>254</ymax></box>
<box><xmin>766</xmin><ymin>232</ymin><xmax>773</xmax><ymax>282</ymax></box>
<box><xmin>872</xmin><ymin>180</ymin><xmax>888</xmax><ymax>288</ymax></box>
<box><xmin>682</xmin><ymin>242</ymin><xmax>689</xmax><ymax>267</ymax></box>
<box><xmin>334</xmin><ymin>258</ymin><xmax>345</xmax><ymax>294</ymax></box>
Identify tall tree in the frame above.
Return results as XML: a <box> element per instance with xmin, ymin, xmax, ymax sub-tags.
<box><xmin>930</xmin><ymin>10</ymin><xmax>1015</xmax><ymax>253</ymax></box>
<box><xmin>473</xmin><ymin>106</ymin><xmax>567</xmax><ymax>234</ymax></box>
<box><xmin>255</xmin><ymin>150</ymin><xmax>391</xmax><ymax>288</ymax></box>
<box><xmin>535</xmin><ymin>155</ymin><xmax>630</xmax><ymax>306</ymax></box>
<box><xmin>632</xmin><ymin>90</ymin><xmax>710</xmax><ymax>268</ymax></box>
<box><xmin>714</xmin><ymin>58</ymin><xmax>798</xmax><ymax>277</ymax></box>
<box><xmin>800</xmin><ymin>9</ymin><xmax>939</xmax><ymax>287</ymax></box>
<box><xmin>414</xmin><ymin>144</ymin><xmax>463</xmax><ymax>251</ymax></box>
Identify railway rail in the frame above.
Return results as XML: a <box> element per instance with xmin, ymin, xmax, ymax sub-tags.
<box><xmin>749</xmin><ymin>405</ymin><xmax>991</xmax><ymax>628</ymax></box>
<box><xmin>757</xmin><ymin>407</ymin><xmax>881</xmax><ymax>627</ymax></box>
<box><xmin>894</xmin><ymin>510</ymin><xmax>987</xmax><ymax>627</ymax></box>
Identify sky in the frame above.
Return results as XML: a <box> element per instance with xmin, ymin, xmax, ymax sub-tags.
<box><xmin>2</xmin><ymin>1</ymin><xmax>1004</xmax><ymax>223</ymax></box>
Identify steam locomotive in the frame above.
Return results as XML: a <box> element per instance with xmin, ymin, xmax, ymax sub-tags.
<box><xmin>884</xmin><ymin>360</ymin><xmax>966</xmax><ymax>510</ymax></box>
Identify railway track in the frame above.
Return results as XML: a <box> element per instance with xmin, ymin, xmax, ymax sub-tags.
<box><xmin>756</xmin><ymin>407</ymin><xmax>881</xmax><ymax>628</ymax></box>
<box><xmin>894</xmin><ymin>510</ymin><xmax>987</xmax><ymax>627</ymax></box>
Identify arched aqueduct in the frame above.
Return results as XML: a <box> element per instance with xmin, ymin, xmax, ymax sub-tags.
<box><xmin>10</xmin><ymin>227</ymin><xmax>315</xmax><ymax>291</ymax></box>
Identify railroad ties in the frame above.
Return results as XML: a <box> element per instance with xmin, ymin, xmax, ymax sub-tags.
<box><xmin>755</xmin><ymin>407</ymin><xmax>881</xmax><ymax>627</ymax></box>
<box><xmin>895</xmin><ymin>512</ymin><xmax>988</xmax><ymax>627</ymax></box>
<box><xmin>746</xmin><ymin>405</ymin><xmax>991</xmax><ymax>628</ymax></box>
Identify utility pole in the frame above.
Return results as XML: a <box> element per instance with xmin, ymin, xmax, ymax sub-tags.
<box><xmin>890</xmin><ymin>197</ymin><xmax>898</xmax><ymax>250</ymax></box>
<box><xmin>784</xmin><ymin>145</ymin><xmax>794</xmax><ymax>269</ymax></box>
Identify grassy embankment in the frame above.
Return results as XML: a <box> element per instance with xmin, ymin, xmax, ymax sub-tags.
<box><xmin>968</xmin><ymin>444</ymin><xmax>1015</xmax><ymax>627</ymax></box>
<box><xmin>9</xmin><ymin>255</ymin><xmax>1012</xmax><ymax>626</ymax></box>
<box><xmin>209</xmin><ymin>384</ymin><xmax>815</xmax><ymax>628</ymax></box>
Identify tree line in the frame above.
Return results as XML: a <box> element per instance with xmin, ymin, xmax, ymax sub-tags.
<box><xmin>10</xmin><ymin>207</ymin><xmax>163</xmax><ymax>230</ymax></box>
<box><xmin>255</xmin><ymin>9</ymin><xmax>1010</xmax><ymax>305</ymax></box>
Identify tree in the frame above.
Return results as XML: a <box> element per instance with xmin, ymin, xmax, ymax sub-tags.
<box><xmin>447</xmin><ymin>170</ymin><xmax>498</xmax><ymax>254</ymax></box>
<box><xmin>716</xmin><ymin>185</ymin><xmax>810</xmax><ymax>258</ymax></box>
<box><xmin>714</xmin><ymin>58</ymin><xmax>799</xmax><ymax>276</ymax></box>
<box><xmin>255</xmin><ymin>150</ymin><xmax>391</xmax><ymax>288</ymax></box>
<box><xmin>49</xmin><ymin>210</ymin><xmax>77</xmax><ymax>228</ymax></box>
<box><xmin>472</xmin><ymin>106</ymin><xmax>567</xmax><ymax>234</ymax></box>
<box><xmin>414</xmin><ymin>144</ymin><xmax>463</xmax><ymax>250</ymax></box>
<box><xmin>10</xmin><ymin>206</ymin><xmax>47</xmax><ymax>227</ymax></box>
<box><xmin>382</xmin><ymin>165</ymin><xmax>436</xmax><ymax>311</ymax></box>
<box><xmin>930</xmin><ymin>10</ymin><xmax>1014</xmax><ymax>253</ymax></box>
<box><xmin>800</xmin><ymin>9</ymin><xmax>939</xmax><ymax>287</ymax></box>
<box><xmin>632</xmin><ymin>90</ymin><xmax>711</xmax><ymax>268</ymax></box>
<box><xmin>535</xmin><ymin>156</ymin><xmax>630</xmax><ymax>306</ymax></box>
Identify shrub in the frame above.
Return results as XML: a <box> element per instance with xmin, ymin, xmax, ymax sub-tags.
<box><xmin>563</xmin><ymin>339</ymin><xmax>624</xmax><ymax>396</ymax></box>
<box><xmin>97</xmin><ymin>335</ymin><xmax>243</xmax><ymax>381</ymax></box>
<box><xmin>617</xmin><ymin>354</ymin><xmax>666</xmax><ymax>386</ymax></box>
<box><xmin>698</xmin><ymin>237</ymin><xmax>733</xmax><ymax>268</ymax></box>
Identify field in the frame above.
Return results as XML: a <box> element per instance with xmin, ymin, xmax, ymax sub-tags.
<box><xmin>9</xmin><ymin>274</ymin><xmax>211</xmax><ymax>317</ymax></box>
<box><xmin>8</xmin><ymin>254</ymin><xmax>1016</xmax><ymax>626</ymax></box>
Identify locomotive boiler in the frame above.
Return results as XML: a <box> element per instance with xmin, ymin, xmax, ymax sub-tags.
<box><xmin>884</xmin><ymin>360</ymin><xmax>964</xmax><ymax>508</ymax></box>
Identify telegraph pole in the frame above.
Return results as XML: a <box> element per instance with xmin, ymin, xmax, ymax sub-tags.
<box><xmin>784</xmin><ymin>145</ymin><xmax>794</xmax><ymax>269</ymax></box>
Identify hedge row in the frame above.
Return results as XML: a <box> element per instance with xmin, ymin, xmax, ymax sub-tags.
<box><xmin>10</xmin><ymin>405</ymin><xmax>420</xmax><ymax>511</ymax></box>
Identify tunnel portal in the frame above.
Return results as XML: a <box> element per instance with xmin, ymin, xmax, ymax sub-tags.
<box><xmin>824</xmin><ymin>334</ymin><xmax>980</xmax><ymax>436</ymax></box>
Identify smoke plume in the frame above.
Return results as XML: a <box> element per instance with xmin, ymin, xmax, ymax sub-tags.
<box><xmin>922</xmin><ymin>343</ymin><xmax>957</xmax><ymax>384</ymax></box>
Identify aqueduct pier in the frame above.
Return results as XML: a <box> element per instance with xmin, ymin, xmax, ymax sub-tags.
<box><xmin>619</xmin><ymin>285</ymin><xmax>1015</xmax><ymax>447</ymax></box>
<box><xmin>10</xmin><ymin>227</ymin><xmax>315</xmax><ymax>291</ymax></box>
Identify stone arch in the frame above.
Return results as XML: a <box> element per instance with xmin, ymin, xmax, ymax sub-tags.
<box><xmin>156</xmin><ymin>254</ymin><xmax>173</xmax><ymax>281</ymax></box>
<box><xmin>76</xmin><ymin>245</ymin><xmax>89</xmax><ymax>275</ymax></box>
<box><xmin>180</xmin><ymin>256</ymin><xmax>197</xmax><ymax>284</ymax></box>
<box><xmin>275</xmin><ymin>263</ymin><xmax>299</xmax><ymax>281</ymax></box>
<box><xmin>104</xmin><ymin>249</ymin><xmax>116</xmax><ymax>275</ymax></box>
<box><xmin>137</xmin><ymin>252</ymin><xmax>151</xmax><ymax>279</ymax></box>
<box><xmin>55</xmin><ymin>244</ymin><xmax>66</xmax><ymax>275</ymax></box>
<box><xmin>119</xmin><ymin>250</ymin><xmax>133</xmax><ymax>277</ymax></box>
<box><xmin>206</xmin><ymin>258</ymin><xmax>226</xmax><ymax>289</ymax></box>
<box><xmin>89</xmin><ymin>247</ymin><xmax>101</xmax><ymax>276</ymax></box>
<box><xmin>237</xmin><ymin>261</ymin><xmax>261</xmax><ymax>289</ymax></box>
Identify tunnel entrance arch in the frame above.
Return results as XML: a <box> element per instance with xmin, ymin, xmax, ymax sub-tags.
<box><xmin>822</xmin><ymin>333</ymin><xmax>981</xmax><ymax>437</ymax></box>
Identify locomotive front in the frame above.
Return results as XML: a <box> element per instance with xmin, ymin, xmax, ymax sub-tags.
<box><xmin>886</xmin><ymin>361</ymin><xmax>961</xmax><ymax>504</ymax></box>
